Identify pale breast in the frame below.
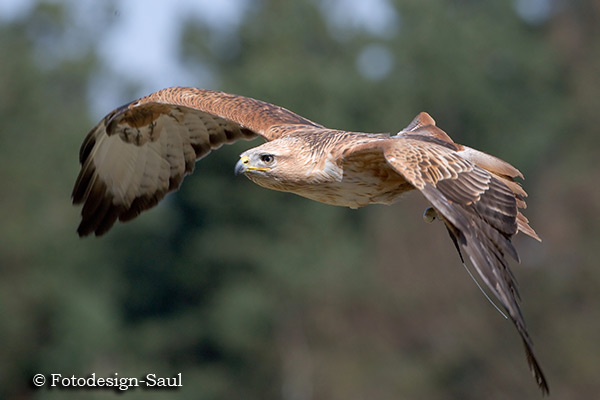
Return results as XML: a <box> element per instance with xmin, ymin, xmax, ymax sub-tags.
<box><xmin>288</xmin><ymin>148</ymin><xmax>414</xmax><ymax>208</ymax></box>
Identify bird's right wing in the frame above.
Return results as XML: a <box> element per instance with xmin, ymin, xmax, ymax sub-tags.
<box><xmin>72</xmin><ymin>87</ymin><xmax>322</xmax><ymax>236</ymax></box>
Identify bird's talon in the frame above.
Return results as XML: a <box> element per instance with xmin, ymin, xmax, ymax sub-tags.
<box><xmin>423</xmin><ymin>207</ymin><xmax>437</xmax><ymax>223</ymax></box>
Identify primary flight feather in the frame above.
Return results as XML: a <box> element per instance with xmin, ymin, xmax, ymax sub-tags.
<box><xmin>72</xmin><ymin>86</ymin><xmax>548</xmax><ymax>393</ymax></box>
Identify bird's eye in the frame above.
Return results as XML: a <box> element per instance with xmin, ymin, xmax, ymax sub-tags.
<box><xmin>260</xmin><ymin>154</ymin><xmax>274</xmax><ymax>164</ymax></box>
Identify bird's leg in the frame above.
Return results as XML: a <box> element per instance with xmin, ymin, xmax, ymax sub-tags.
<box><xmin>423</xmin><ymin>206</ymin><xmax>437</xmax><ymax>223</ymax></box>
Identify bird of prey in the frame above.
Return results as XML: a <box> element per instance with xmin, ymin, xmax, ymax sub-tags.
<box><xmin>72</xmin><ymin>87</ymin><xmax>548</xmax><ymax>393</ymax></box>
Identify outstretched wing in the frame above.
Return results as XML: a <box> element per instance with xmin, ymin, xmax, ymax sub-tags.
<box><xmin>382</xmin><ymin>134</ymin><xmax>549</xmax><ymax>394</ymax></box>
<box><xmin>72</xmin><ymin>87</ymin><xmax>322</xmax><ymax>236</ymax></box>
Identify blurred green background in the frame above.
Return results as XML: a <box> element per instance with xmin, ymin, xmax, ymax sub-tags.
<box><xmin>1</xmin><ymin>0</ymin><xmax>598</xmax><ymax>398</ymax></box>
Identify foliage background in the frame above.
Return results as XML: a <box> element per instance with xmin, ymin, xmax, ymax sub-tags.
<box><xmin>1</xmin><ymin>0</ymin><xmax>598</xmax><ymax>398</ymax></box>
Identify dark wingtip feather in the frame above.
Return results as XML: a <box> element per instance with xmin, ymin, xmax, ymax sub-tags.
<box><xmin>519</xmin><ymin>330</ymin><xmax>550</xmax><ymax>395</ymax></box>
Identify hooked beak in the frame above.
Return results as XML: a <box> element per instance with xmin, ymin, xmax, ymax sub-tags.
<box><xmin>234</xmin><ymin>154</ymin><xmax>271</xmax><ymax>176</ymax></box>
<box><xmin>234</xmin><ymin>155</ymin><xmax>249</xmax><ymax>176</ymax></box>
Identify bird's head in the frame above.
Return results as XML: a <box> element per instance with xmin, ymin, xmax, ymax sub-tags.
<box><xmin>234</xmin><ymin>139</ymin><xmax>303</xmax><ymax>191</ymax></box>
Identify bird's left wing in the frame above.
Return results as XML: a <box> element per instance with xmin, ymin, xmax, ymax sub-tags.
<box><xmin>398</xmin><ymin>114</ymin><xmax>540</xmax><ymax>242</ymax></box>
<box><xmin>380</xmin><ymin>134</ymin><xmax>549</xmax><ymax>394</ymax></box>
<box><xmin>72</xmin><ymin>87</ymin><xmax>322</xmax><ymax>236</ymax></box>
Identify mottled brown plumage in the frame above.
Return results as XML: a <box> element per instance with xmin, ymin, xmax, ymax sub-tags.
<box><xmin>72</xmin><ymin>87</ymin><xmax>547</xmax><ymax>393</ymax></box>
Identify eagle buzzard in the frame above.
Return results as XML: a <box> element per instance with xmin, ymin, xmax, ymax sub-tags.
<box><xmin>72</xmin><ymin>87</ymin><xmax>548</xmax><ymax>393</ymax></box>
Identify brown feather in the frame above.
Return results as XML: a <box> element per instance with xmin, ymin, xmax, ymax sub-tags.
<box><xmin>72</xmin><ymin>87</ymin><xmax>321</xmax><ymax>237</ymax></box>
<box><xmin>399</xmin><ymin>112</ymin><xmax>458</xmax><ymax>144</ymax></box>
<box><xmin>380</xmin><ymin>135</ymin><xmax>548</xmax><ymax>393</ymax></box>
<box><xmin>72</xmin><ymin>90</ymin><xmax>547</xmax><ymax>393</ymax></box>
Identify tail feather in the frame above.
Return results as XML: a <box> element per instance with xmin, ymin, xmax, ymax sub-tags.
<box><xmin>458</xmin><ymin>146</ymin><xmax>541</xmax><ymax>242</ymax></box>
<box><xmin>517</xmin><ymin>212</ymin><xmax>541</xmax><ymax>242</ymax></box>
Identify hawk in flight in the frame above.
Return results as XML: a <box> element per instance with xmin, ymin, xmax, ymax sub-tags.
<box><xmin>72</xmin><ymin>87</ymin><xmax>548</xmax><ymax>393</ymax></box>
